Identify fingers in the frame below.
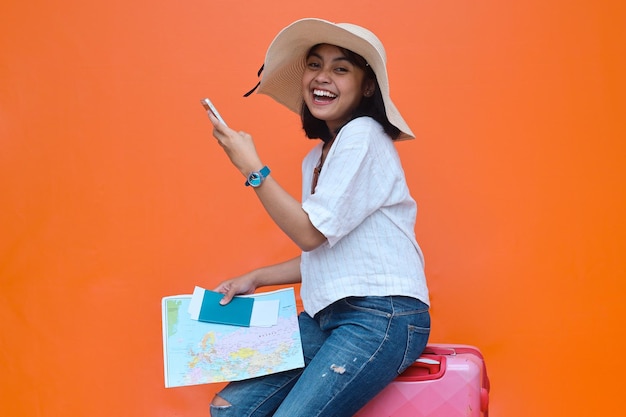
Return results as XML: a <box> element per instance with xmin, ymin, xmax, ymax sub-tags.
<box><xmin>208</xmin><ymin>114</ymin><xmax>228</xmax><ymax>137</ymax></box>
<box><xmin>212</xmin><ymin>276</ymin><xmax>256</xmax><ymax>305</ymax></box>
<box><xmin>219</xmin><ymin>289</ymin><xmax>236</xmax><ymax>305</ymax></box>
<box><xmin>206</xmin><ymin>111</ymin><xmax>224</xmax><ymax>128</ymax></box>
<box><xmin>212</xmin><ymin>282</ymin><xmax>233</xmax><ymax>305</ymax></box>
<box><xmin>215</xmin><ymin>284</ymin><xmax>245</xmax><ymax>305</ymax></box>
<box><xmin>207</xmin><ymin>113</ymin><xmax>233</xmax><ymax>144</ymax></box>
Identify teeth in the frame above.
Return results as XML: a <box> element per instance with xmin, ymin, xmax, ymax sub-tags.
<box><xmin>313</xmin><ymin>89</ymin><xmax>337</xmax><ymax>98</ymax></box>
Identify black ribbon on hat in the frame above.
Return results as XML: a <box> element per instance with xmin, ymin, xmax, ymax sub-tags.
<box><xmin>243</xmin><ymin>64</ymin><xmax>264</xmax><ymax>97</ymax></box>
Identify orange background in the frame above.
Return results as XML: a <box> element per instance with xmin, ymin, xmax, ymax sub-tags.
<box><xmin>1</xmin><ymin>1</ymin><xmax>625</xmax><ymax>416</ymax></box>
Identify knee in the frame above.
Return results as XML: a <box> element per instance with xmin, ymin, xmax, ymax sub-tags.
<box><xmin>211</xmin><ymin>394</ymin><xmax>231</xmax><ymax>407</ymax></box>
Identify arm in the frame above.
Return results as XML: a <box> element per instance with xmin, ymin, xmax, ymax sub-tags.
<box><xmin>213</xmin><ymin>256</ymin><xmax>302</xmax><ymax>305</ymax></box>
<box><xmin>208</xmin><ymin>114</ymin><xmax>326</xmax><ymax>251</ymax></box>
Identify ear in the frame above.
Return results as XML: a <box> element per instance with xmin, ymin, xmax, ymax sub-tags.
<box><xmin>363</xmin><ymin>79</ymin><xmax>376</xmax><ymax>97</ymax></box>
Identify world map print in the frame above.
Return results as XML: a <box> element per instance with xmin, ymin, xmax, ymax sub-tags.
<box><xmin>162</xmin><ymin>288</ymin><xmax>304</xmax><ymax>387</ymax></box>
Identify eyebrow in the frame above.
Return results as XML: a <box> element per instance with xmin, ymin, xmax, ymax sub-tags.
<box><xmin>307</xmin><ymin>51</ymin><xmax>351</xmax><ymax>64</ymax></box>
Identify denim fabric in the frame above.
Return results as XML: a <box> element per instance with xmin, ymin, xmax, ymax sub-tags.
<box><xmin>210</xmin><ymin>296</ymin><xmax>430</xmax><ymax>417</ymax></box>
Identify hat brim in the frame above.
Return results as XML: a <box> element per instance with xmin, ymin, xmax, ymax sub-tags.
<box><xmin>256</xmin><ymin>18</ymin><xmax>415</xmax><ymax>140</ymax></box>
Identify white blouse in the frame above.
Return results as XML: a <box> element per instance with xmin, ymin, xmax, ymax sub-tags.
<box><xmin>300</xmin><ymin>117</ymin><xmax>430</xmax><ymax>316</ymax></box>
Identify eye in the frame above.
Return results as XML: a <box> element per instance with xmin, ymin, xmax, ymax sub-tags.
<box><xmin>306</xmin><ymin>60</ymin><xmax>321</xmax><ymax>69</ymax></box>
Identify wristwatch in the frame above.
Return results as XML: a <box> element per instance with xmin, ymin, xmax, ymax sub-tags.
<box><xmin>245</xmin><ymin>166</ymin><xmax>271</xmax><ymax>187</ymax></box>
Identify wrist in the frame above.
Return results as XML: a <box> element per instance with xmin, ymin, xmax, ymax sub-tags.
<box><xmin>248</xmin><ymin>269</ymin><xmax>266</xmax><ymax>288</ymax></box>
<box><xmin>245</xmin><ymin>165</ymin><xmax>271</xmax><ymax>187</ymax></box>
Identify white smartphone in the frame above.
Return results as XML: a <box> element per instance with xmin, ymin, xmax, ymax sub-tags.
<box><xmin>200</xmin><ymin>98</ymin><xmax>228</xmax><ymax>127</ymax></box>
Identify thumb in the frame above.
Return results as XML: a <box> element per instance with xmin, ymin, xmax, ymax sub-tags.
<box><xmin>219</xmin><ymin>288</ymin><xmax>236</xmax><ymax>305</ymax></box>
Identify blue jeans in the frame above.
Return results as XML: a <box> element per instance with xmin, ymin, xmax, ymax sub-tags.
<box><xmin>210</xmin><ymin>296</ymin><xmax>430</xmax><ymax>417</ymax></box>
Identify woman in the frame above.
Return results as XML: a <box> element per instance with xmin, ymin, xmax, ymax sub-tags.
<box><xmin>207</xmin><ymin>18</ymin><xmax>430</xmax><ymax>417</ymax></box>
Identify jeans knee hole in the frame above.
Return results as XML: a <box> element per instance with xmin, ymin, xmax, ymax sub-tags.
<box><xmin>211</xmin><ymin>395</ymin><xmax>232</xmax><ymax>408</ymax></box>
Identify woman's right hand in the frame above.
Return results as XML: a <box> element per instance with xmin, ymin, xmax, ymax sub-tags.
<box><xmin>213</xmin><ymin>272</ymin><xmax>258</xmax><ymax>305</ymax></box>
<box><xmin>207</xmin><ymin>111</ymin><xmax>263</xmax><ymax>180</ymax></box>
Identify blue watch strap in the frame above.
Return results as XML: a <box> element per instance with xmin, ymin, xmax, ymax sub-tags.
<box><xmin>245</xmin><ymin>166</ymin><xmax>271</xmax><ymax>187</ymax></box>
<box><xmin>259</xmin><ymin>165</ymin><xmax>270</xmax><ymax>178</ymax></box>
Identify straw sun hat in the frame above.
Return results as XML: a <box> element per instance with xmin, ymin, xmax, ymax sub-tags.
<box><xmin>248</xmin><ymin>18</ymin><xmax>415</xmax><ymax>140</ymax></box>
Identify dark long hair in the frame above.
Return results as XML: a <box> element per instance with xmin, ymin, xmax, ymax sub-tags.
<box><xmin>301</xmin><ymin>45</ymin><xmax>401</xmax><ymax>142</ymax></box>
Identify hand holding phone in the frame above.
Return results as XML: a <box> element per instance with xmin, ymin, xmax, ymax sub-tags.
<box><xmin>201</xmin><ymin>98</ymin><xmax>228</xmax><ymax>127</ymax></box>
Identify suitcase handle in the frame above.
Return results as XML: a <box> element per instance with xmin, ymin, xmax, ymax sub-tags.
<box><xmin>422</xmin><ymin>344</ymin><xmax>491</xmax><ymax>416</ymax></box>
<box><xmin>396</xmin><ymin>354</ymin><xmax>446</xmax><ymax>381</ymax></box>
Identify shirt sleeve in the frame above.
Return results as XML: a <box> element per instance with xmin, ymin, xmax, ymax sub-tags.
<box><xmin>302</xmin><ymin>118</ymin><xmax>402</xmax><ymax>247</ymax></box>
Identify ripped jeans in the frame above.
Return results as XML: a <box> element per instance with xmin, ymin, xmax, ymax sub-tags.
<box><xmin>210</xmin><ymin>295</ymin><xmax>430</xmax><ymax>417</ymax></box>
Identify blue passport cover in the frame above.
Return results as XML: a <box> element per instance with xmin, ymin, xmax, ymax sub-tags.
<box><xmin>197</xmin><ymin>289</ymin><xmax>254</xmax><ymax>327</ymax></box>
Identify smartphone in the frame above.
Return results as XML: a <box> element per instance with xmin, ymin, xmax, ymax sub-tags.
<box><xmin>200</xmin><ymin>98</ymin><xmax>228</xmax><ymax>127</ymax></box>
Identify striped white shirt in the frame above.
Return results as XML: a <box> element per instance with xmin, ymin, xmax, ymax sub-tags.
<box><xmin>300</xmin><ymin>117</ymin><xmax>430</xmax><ymax>316</ymax></box>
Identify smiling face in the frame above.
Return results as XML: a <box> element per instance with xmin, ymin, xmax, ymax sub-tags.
<box><xmin>301</xmin><ymin>44</ymin><xmax>375</xmax><ymax>135</ymax></box>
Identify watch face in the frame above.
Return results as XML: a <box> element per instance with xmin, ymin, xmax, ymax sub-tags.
<box><xmin>245</xmin><ymin>166</ymin><xmax>270</xmax><ymax>187</ymax></box>
<box><xmin>248</xmin><ymin>173</ymin><xmax>262</xmax><ymax>187</ymax></box>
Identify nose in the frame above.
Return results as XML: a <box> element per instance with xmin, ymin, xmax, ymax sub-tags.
<box><xmin>314</xmin><ymin>66</ymin><xmax>332</xmax><ymax>83</ymax></box>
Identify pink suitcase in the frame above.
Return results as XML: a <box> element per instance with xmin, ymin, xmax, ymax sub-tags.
<box><xmin>355</xmin><ymin>344</ymin><xmax>490</xmax><ymax>417</ymax></box>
